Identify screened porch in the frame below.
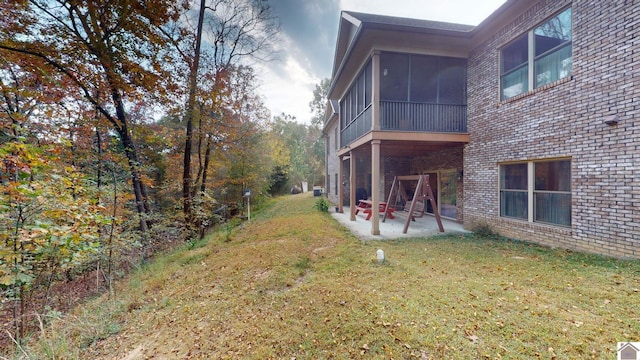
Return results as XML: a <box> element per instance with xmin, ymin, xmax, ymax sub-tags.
<box><xmin>340</xmin><ymin>51</ymin><xmax>468</xmax><ymax>148</ymax></box>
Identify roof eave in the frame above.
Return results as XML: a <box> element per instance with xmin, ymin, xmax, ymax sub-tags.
<box><xmin>328</xmin><ymin>23</ymin><xmax>472</xmax><ymax>99</ymax></box>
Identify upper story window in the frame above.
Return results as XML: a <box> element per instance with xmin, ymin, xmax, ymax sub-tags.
<box><xmin>501</xmin><ymin>7</ymin><xmax>572</xmax><ymax>100</ymax></box>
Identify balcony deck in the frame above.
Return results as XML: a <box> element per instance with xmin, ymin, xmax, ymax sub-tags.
<box><xmin>341</xmin><ymin>101</ymin><xmax>467</xmax><ymax>148</ymax></box>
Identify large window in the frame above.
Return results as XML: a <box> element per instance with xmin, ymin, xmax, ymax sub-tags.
<box><xmin>500</xmin><ymin>159</ymin><xmax>571</xmax><ymax>226</ymax></box>
<box><xmin>534</xmin><ymin>160</ymin><xmax>571</xmax><ymax>225</ymax></box>
<box><xmin>500</xmin><ymin>7</ymin><xmax>572</xmax><ymax>100</ymax></box>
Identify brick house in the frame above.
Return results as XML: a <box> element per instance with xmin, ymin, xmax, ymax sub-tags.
<box><xmin>323</xmin><ymin>0</ymin><xmax>640</xmax><ymax>258</ymax></box>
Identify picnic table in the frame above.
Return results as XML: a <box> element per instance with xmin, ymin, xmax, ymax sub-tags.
<box><xmin>355</xmin><ymin>200</ymin><xmax>395</xmax><ymax>220</ymax></box>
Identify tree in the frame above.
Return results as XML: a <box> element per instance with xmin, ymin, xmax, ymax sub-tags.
<box><xmin>0</xmin><ymin>0</ymin><xmax>184</xmax><ymax>239</ymax></box>
<box><xmin>181</xmin><ymin>0</ymin><xmax>207</xmax><ymax>230</ymax></box>
<box><xmin>270</xmin><ymin>114</ymin><xmax>325</xmax><ymax>190</ymax></box>
<box><xmin>174</xmin><ymin>0</ymin><xmax>278</xmax><ymax>232</ymax></box>
<box><xmin>307</xmin><ymin>78</ymin><xmax>330</xmax><ymax>187</ymax></box>
<box><xmin>0</xmin><ymin>40</ymin><xmax>105</xmax><ymax>342</ymax></box>
<box><xmin>309</xmin><ymin>78</ymin><xmax>331</xmax><ymax>128</ymax></box>
<box><xmin>205</xmin><ymin>66</ymin><xmax>273</xmax><ymax>216</ymax></box>
<box><xmin>0</xmin><ymin>1</ymin><xmax>285</xmax><ymax>339</ymax></box>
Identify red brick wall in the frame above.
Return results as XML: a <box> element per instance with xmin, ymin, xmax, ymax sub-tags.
<box><xmin>465</xmin><ymin>0</ymin><xmax>640</xmax><ymax>258</ymax></box>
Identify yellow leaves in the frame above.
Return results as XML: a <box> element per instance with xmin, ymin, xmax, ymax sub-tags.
<box><xmin>0</xmin><ymin>142</ymin><xmax>46</xmax><ymax>178</ymax></box>
<box><xmin>0</xmin><ymin>272</ymin><xmax>34</xmax><ymax>286</ymax></box>
<box><xmin>0</xmin><ymin>274</ymin><xmax>16</xmax><ymax>286</ymax></box>
<box><xmin>0</xmin><ymin>163</ymin><xmax>107</xmax><ymax>292</ymax></box>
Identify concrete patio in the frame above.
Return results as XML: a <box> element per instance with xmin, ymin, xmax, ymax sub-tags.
<box><xmin>330</xmin><ymin>206</ymin><xmax>469</xmax><ymax>241</ymax></box>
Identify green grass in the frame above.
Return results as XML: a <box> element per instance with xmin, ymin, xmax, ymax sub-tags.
<box><xmin>17</xmin><ymin>193</ymin><xmax>640</xmax><ymax>359</ymax></box>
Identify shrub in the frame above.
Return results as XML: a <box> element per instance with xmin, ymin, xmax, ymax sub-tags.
<box><xmin>314</xmin><ymin>197</ymin><xmax>329</xmax><ymax>212</ymax></box>
<box><xmin>470</xmin><ymin>221</ymin><xmax>499</xmax><ymax>239</ymax></box>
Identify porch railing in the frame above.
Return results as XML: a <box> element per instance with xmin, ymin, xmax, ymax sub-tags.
<box><xmin>340</xmin><ymin>101</ymin><xmax>467</xmax><ymax>148</ymax></box>
<box><xmin>340</xmin><ymin>101</ymin><xmax>467</xmax><ymax>146</ymax></box>
<box><xmin>380</xmin><ymin>101</ymin><xmax>467</xmax><ymax>132</ymax></box>
<box><xmin>341</xmin><ymin>106</ymin><xmax>372</xmax><ymax>147</ymax></box>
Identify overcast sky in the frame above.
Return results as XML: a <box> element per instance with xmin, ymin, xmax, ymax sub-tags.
<box><xmin>257</xmin><ymin>0</ymin><xmax>507</xmax><ymax>124</ymax></box>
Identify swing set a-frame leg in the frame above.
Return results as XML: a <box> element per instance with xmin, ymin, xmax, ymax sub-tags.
<box><xmin>383</xmin><ymin>176</ymin><xmax>398</xmax><ymax>223</ymax></box>
<box><xmin>402</xmin><ymin>176</ymin><xmax>423</xmax><ymax>233</ymax></box>
<box><xmin>423</xmin><ymin>178</ymin><xmax>444</xmax><ymax>233</ymax></box>
<box><xmin>402</xmin><ymin>175</ymin><xmax>445</xmax><ymax>233</ymax></box>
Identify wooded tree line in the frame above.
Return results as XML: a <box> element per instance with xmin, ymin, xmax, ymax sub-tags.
<box><xmin>0</xmin><ymin>0</ymin><xmax>327</xmax><ymax>344</ymax></box>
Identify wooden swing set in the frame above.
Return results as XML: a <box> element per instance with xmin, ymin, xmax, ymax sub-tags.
<box><xmin>382</xmin><ymin>175</ymin><xmax>444</xmax><ymax>234</ymax></box>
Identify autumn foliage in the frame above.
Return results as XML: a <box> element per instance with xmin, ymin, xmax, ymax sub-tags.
<box><xmin>0</xmin><ymin>0</ymin><xmax>323</xmax><ymax>349</ymax></box>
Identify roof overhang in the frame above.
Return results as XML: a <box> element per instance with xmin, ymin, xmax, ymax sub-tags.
<box><xmin>328</xmin><ymin>11</ymin><xmax>474</xmax><ymax>101</ymax></box>
<box><xmin>322</xmin><ymin>99</ymin><xmax>339</xmax><ymax>135</ymax></box>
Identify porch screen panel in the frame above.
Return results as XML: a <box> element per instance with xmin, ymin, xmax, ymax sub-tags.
<box><xmin>365</xmin><ymin>61</ymin><xmax>372</xmax><ymax>106</ymax></box>
<box><xmin>349</xmin><ymin>88</ymin><xmax>356</xmax><ymax>121</ymax></box>
<box><xmin>357</xmin><ymin>72</ymin><xmax>364</xmax><ymax>114</ymax></box>
<box><xmin>439</xmin><ymin>58</ymin><xmax>467</xmax><ymax>105</ymax></box>
<box><xmin>380</xmin><ymin>53</ymin><xmax>409</xmax><ymax>101</ymax></box>
<box><xmin>409</xmin><ymin>55</ymin><xmax>438</xmax><ymax>103</ymax></box>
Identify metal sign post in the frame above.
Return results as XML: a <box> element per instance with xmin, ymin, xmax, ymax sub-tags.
<box><xmin>244</xmin><ymin>189</ymin><xmax>251</xmax><ymax>221</ymax></box>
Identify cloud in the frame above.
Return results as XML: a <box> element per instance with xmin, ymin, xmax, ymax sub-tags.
<box><xmin>270</xmin><ymin>0</ymin><xmax>339</xmax><ymax>76</ymax></box>
<box><xmin>339</xmin><ymin>0</ymin><xmax>506</xmax><ymax>25</ymax></box>
<box><xmin>256</xmin><ymin>52</ymin><xmax>320</xmax><ymax>123</ymax></box>
<box><xmin>253</xmin><ymin>0</ymin><xmax>341</xmax><ymax>123</ymax></box>
<box><xmin>256</xmin><ymin>0</ymin><xmax>507</xmax><ymax>123</ymax></box>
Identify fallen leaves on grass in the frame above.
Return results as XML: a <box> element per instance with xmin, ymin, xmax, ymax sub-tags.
<box><xmin>27</xmin><ymin>193</ymin><xmax>640</xmax><ymax>360</ymax></box>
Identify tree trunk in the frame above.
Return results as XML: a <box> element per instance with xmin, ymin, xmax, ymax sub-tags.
<box><xmin>182</xmin><ymin>0</ymin><xmax>207</xmax><ymax>230</ymax></box>
<box><xmin>111</xmin><ymin>89</ymin><xmax>150</xmax><ymax>246</ymax></box>
<box><xmin>96</xmin><ymin>127</ymin><xmax>102</xmax><ymax>189</ymax></box>
<box><xmin>200</xmin><ymin>135</ymin><xmax>213</xmax><ymax>194</ymax></box>
<box><xmin>119</xmin><ymin>128</ymin><xmax>149</xmax><ymax>233</ymax></box>
<box><xmin>193</xmin><ymin>105</ymin><xmax>205</xmax><ymax>199</ymax></box>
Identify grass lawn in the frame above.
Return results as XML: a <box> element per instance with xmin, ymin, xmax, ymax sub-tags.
<box><xmin>25</xmin><ymin>193</ymin><xmax>640</xmax><ymax>359</ymax></box>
